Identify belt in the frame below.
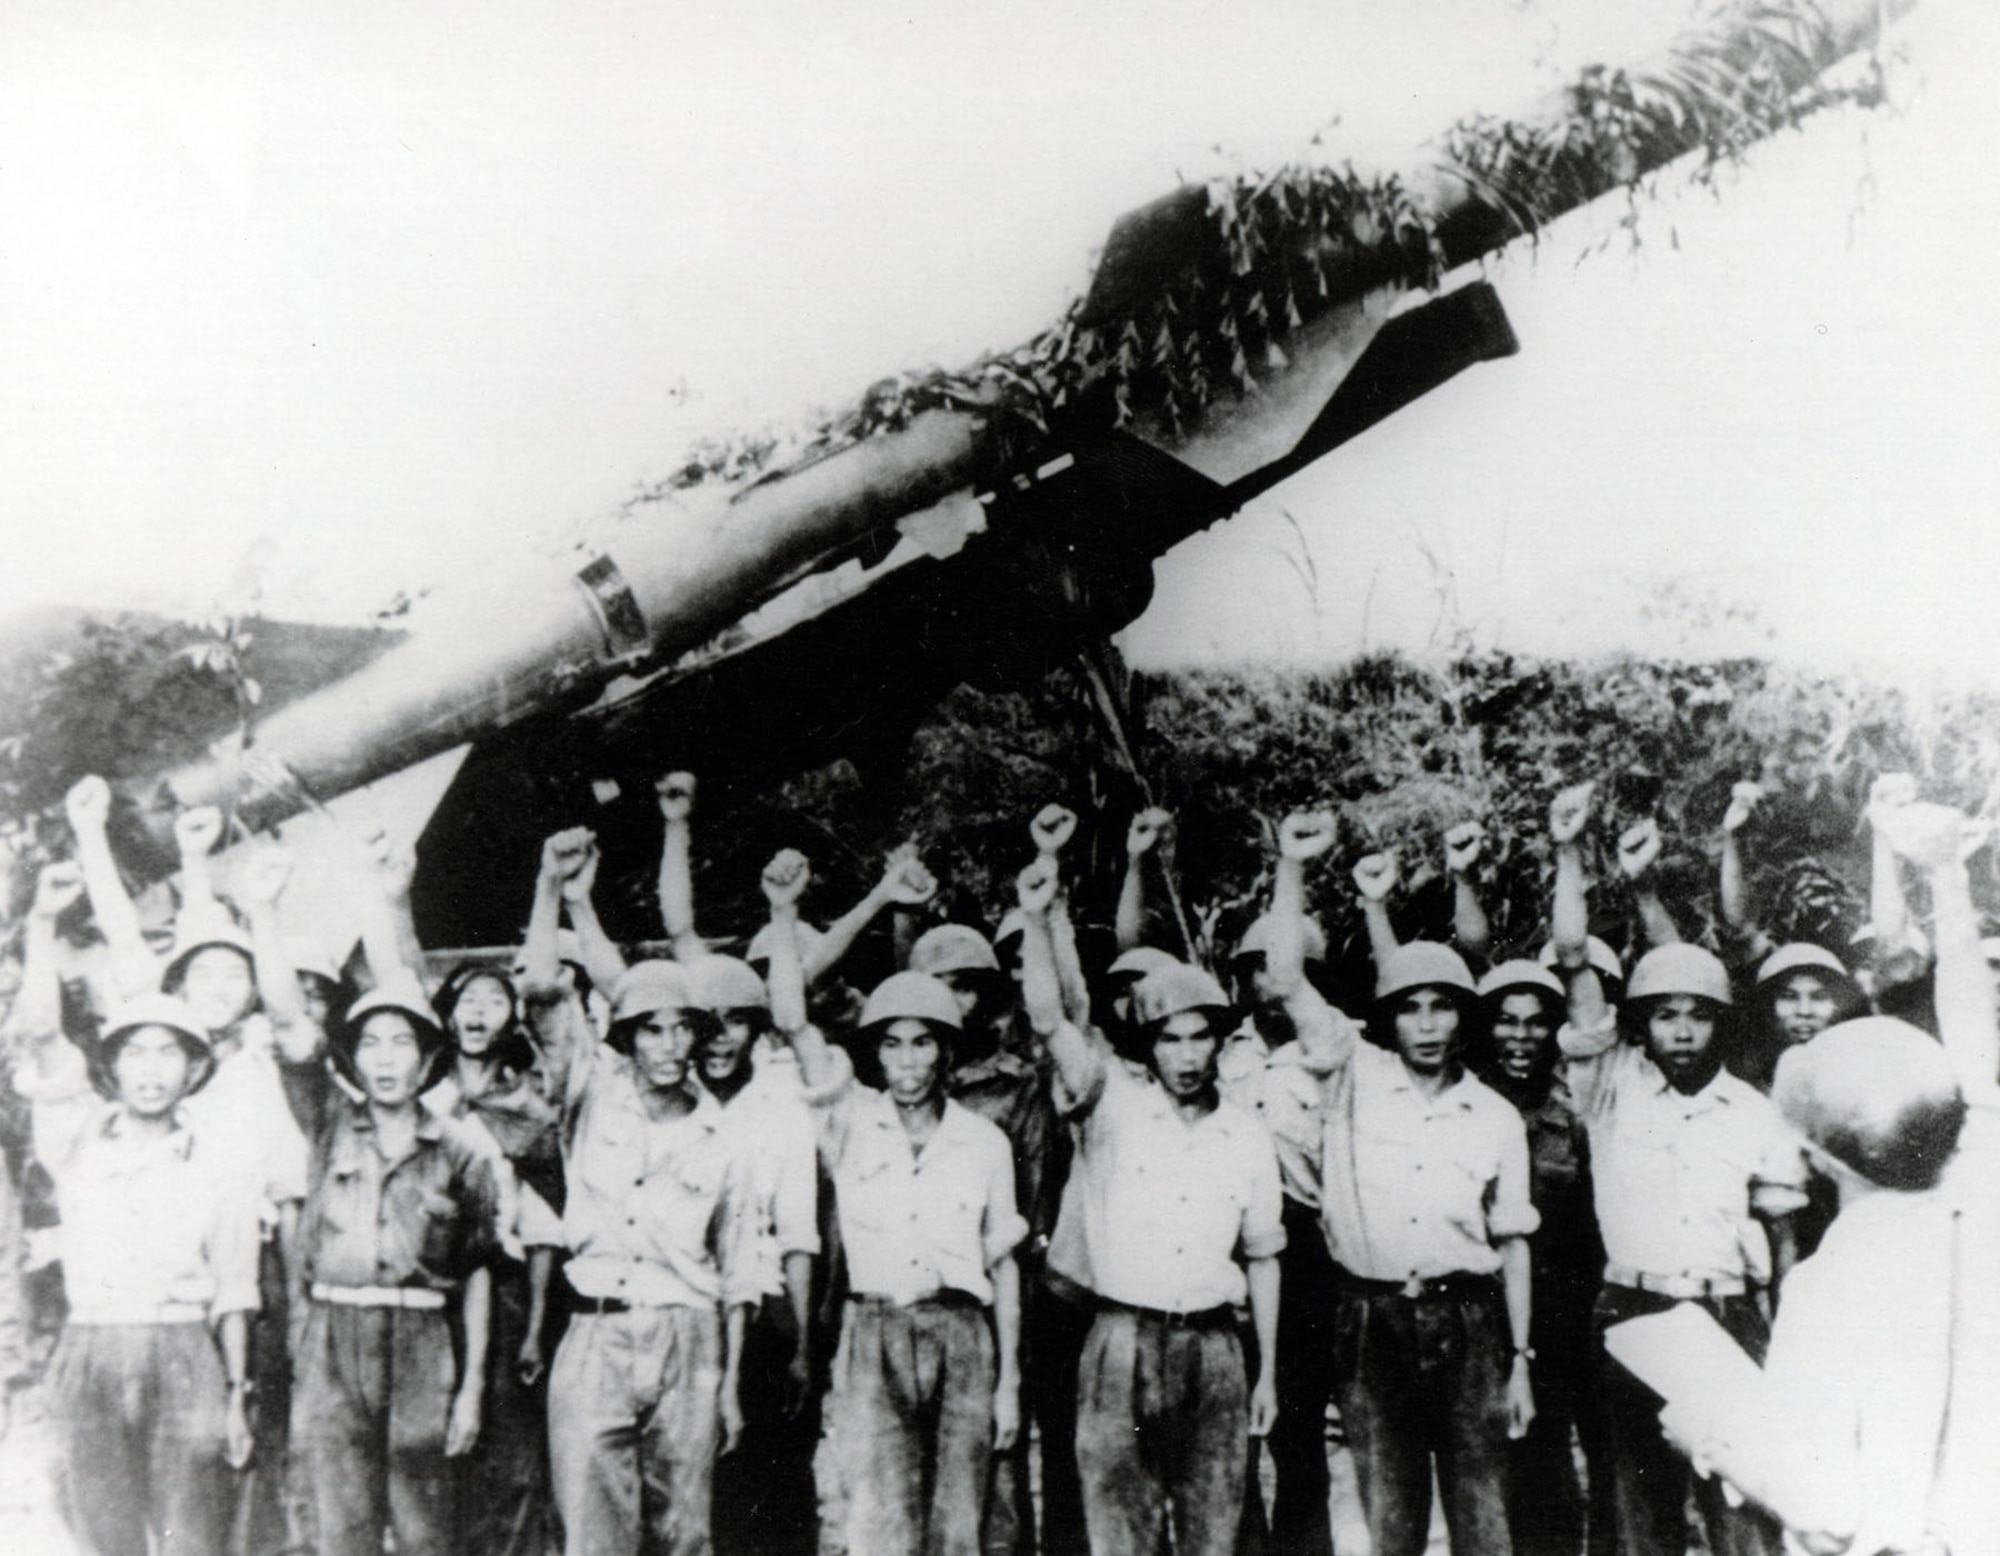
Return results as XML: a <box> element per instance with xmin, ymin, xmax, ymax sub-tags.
<box><xmin>310</xmin><ymin>1283</ymin><xmax>448</xmax><ymax>1311</ymax></box>
<box><xmin>68</xmin><ymin>1301</ymin><xmax>211</xmax><ymax>1326</ymax></box>
<box><xmin>1337</xmin><ymin>1268</ymin><xmax>1503</xmax><ymax>1302</ymax></box>
<box><xmin>571</xmin><ymin>1294</ymin><xmax>635</xmax><ymax>1315</ymax></box>
<box><xmin>847</xmin><ymin>1289</ymin><xmax>987</xmax><ymax>1313</ymax></box>
<box><xmin>1602</xmin><ymin>1263</ymin><xmax>1753</xmax><ymax>1300</ymax></box>
<box><xmin>1097</xmin><ymin>1299</ymin><xmax>1237</xmax><ymax>1331</ymax></box>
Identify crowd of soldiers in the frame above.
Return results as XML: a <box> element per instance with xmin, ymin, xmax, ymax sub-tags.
<box><xmin>0</xmin><ymin>757</ymin><xmax>1995</xmax><ymax>1556</ymax></box>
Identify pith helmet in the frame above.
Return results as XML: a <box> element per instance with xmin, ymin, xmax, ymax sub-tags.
<box><xmin>1755</xmin><ymin>943</ymin><xmax>1859</xmax><ymax>1000</ymax></box>
<box><xmin>690</xmin><ymin>956</ymin><xmax>769</xmax><ymax>1014</ymax></box>
<box><xmin>1232</xmin><ymin>913</ymin><xmax>1329</xmax><ymax>965</ymax></box>
<box><xmin>333</xmin><ymin>977</ymin><xmax>450</xmax><ymax>1089</ymax></box>
<box><xmin>1627</xmin><ymin>944</ymin><xmax>1733</xmax><ymax>1006</ymax></box>
<box><xmin>1130</xmin><ymin>962</ymin><xmax>1233</xmax><ymax>1027</ymax></box>
<box><xmin>1477</xmin><ymin>959</ymin><xmax>1566</xmax><ymax>1004</ymax></box>
<box><xmin>859</xmin><ymin>971</ymin><xmax>963</xmax><ymax>1032</ymax></box>
<box><xmin>909</xmin><ymin>924</ymin><xmax>1000</xmax><ymax>977</ymax></box>
<box><xmin>1108</xmin><ymin>946</ymin><xmax>1181</xmax><ymax>983</ymax></box>
<box><xmin>1375</xmin><ymin>942</ymin><xmax>1477</xmax><ymax>1002</ymax></box>
<box><xmin>93</xmin><ymin>993</ymin><xmax>218</xmax><ymax>1098</ymax></box>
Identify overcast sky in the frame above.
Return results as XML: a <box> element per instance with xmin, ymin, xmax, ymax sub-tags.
<box><xmin>3</xmin><ymin>0</ymin><xmax>1995</xmax><ymax>685</ymax></box>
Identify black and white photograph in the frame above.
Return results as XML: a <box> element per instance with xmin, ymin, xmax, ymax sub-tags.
<box><xmin>2</xmin><ymin>3</ymin><xmax>1998</xmax><ymax>1555</ymax></box>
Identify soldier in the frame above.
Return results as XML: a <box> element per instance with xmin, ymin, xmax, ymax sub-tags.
<box><xmin>763</xmin><ymin>848</ymin><xmax>1025</xmax><ymax>1556</ymax></box>
<box><xmin>1550</xmin><ymin>786</ymin><xmax>1806</xmax><ymax>1556</ymax></box>
<box><xmin>545</xmin><ymin>955</ymin><xmax>752</xmax><ymax>1556</ymax></box>
<box><xmin>1021</xmin><ymin>850</ymin><xmax>1282</xmax><ymax>1556</ymax></box>
<box><xmin>289</xmin><ymin>980</ymin><xmax>502</xmax><ymax>1556</ymax></box>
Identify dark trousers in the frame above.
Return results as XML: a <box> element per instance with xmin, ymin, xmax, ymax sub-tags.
<box><xmin>1592</xmin><ymin>1286</ymin><xmax>1780</xmax><ymax>1556</ymax></box>
<box><xmin>291</xmin><ymin>1302</ymin><xmax>461</xmax><ymax>1556</ymax></box>
<box><xmin>232</xmin><ymin>1236</ymin><xmax>305</xmax><ymax>1556</ymax></box>
<box><xmin>713</xmin><ymin>1294</ymin><xmax>818</xmax><ymax>1556</ymax></box>
<box><xmin>1509</xmin><ymin>1265</ymin><xmax>1614</xmax><ymax>1556</ymax></box>
<box><xmin>816</xmin><ymin>1296</ymin><xmax>996</xmax><ymax>1556</ymax></box>
<box><xmin>1331</xmin><ymin>1282</ymin><xmax>1513</xmax><ymax>1556</ymax></box>
<box><xmin>463</xmin><ymin>1261</ymin><xmax>557</xmax><ymax>1556</ymax></box>
<box><xmin>1023</xmin><ymin>1277</ymin><xmax>1092</xmax><ymax>1556</ymax></box>
<box><xmin>1267</xmin><ymin>1204</ymin><xmax>1337</xmax><ymax>1556</ymax></box>
<box><xmin>55</xmin><ymin>1322</ymin><xmax>233</xmax><ymax>1556</ymax></box>
<box><xmin>1075</xmin><ymin>1307</ymin><xmax>1248</xmax><ymax>1556</ymax></box>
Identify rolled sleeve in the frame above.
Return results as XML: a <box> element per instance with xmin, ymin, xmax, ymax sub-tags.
<box><xmin>1238</xmin><ymin>1137</ymin><xmax>1288</xmax><ymax>1262</ymax></box>
<box><xmin>1487</xmin><ymin>1111</ymin><xmax>1542</xmax><ymax>1242</ymax></box>
<box><xmin>1557</xmin><ymin>1011</ymin><xmax>1623</xmax><ymax>1121</ymax></box>
<box><xmin>1049</xmin><ymin>1022</ymin><xmax>1110</xmax><ymax>1118</ymax></box>
<box><xmin>205</xmin><ymin>1178</ymin><xmax>266</xmax><ymax>1323</ymax></box>
<box><xmin>771</xmin><ymin>1129</ymin><xmax>821</xmax><ymax>1261</ymax></box>
<box><xmin>980</xmin><ymin>1134</ymin><xmax>1029</xmax><ymax>1271</ymax></box>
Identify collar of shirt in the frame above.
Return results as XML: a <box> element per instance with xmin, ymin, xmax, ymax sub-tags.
<box><xmin>97</xmin><ymin>1103</ymin><xmax>198</xmax><ymax>1163</ymax></box>
<box><xmin>329</xmin><ymin>1102</ymin><xmax>449</xmax><ymax>1178</ymax></box>
<box><xmin>1376</xmin><ymin>1056</ymin><xmax>1481</xmax><ymax>1116</ymax></box>
<box><xmin>1640</xmin><ymin>1060</ymin><xmax>1736</xmax><ymax>1115</ymax></box>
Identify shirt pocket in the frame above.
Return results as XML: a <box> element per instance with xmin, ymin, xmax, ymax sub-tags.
<box><xmin>839</xmin><ymin>1152</ymin><xmax>896</xmax><ymax>1235</ymax></box>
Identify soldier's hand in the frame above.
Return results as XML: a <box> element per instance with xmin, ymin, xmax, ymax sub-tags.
<box><xmin>655</xmin><ymin>771</ymin><xmax>697</xmax><ymax>823</ymax></box>
<box><xmin>1616</xmin><ymin>820</ymin><xmax>1663</xmax><ymax>882</ymax></box>
<box><xmin>1867</xmin><ymin>773</ymin><xmax>1919</xmax><ymax>827</ymax></box>
<box><xmin>993</xmin><ymin>1381</ymin><xmax>1021</xmax><ymax>1454</ymax></box>
<box><xmin>878</xmin><ymin>844</ymin><xmax>937</xmax><ymax>908</ymax></box>
<box><xmin>31</xmin><ymin>861</ymin><xmax>86</xmax><ymax>922</ymax></box>
<box><xmin>1277</xmin><ymin>811</ymin><xmax>1338</xmax><ymax>864</ymax></box>
<box><xmin>444</xmin><ymin>1386</ymin><xmax>482</xmax><ymax>1458</ymax></box>
<box><xmin>174</xmin><ymin>806</ymin><xmax>226</xmax><ymax>861</ymax></box>
<box><xmin>1506</xmin><ymin>1362</ymin><xmax>1536</xmax><ymax>1441</ymax></box>
<box><xmin>64</xmin><ymin>774</ymin><xmax>113</xmax><ymax>833</ymax></box>
<box><xmin>1248</xmin><ymin>1374</ymin><xmax>1278</xmax><ymax>1439</ymax></box>
<box><xmin>237</xmin><ymin>845</ymin><xmax>294</xmax><ymax>909</ymax></box>
<box><xmin>517</xmin><ymin>1337</ymin><xmax>546</xmax><ymax>1391</ymax></box>
<box><xmin>1016</xmin><ymin>857</ymin><xmax>1059</xmax><ymax>918</ymax></box>
<box><xmin>1723</xmin><ymin>781</ymin><xmax>1765</xmax><ymax>835</ymax></box>
<box><xmin>1548</xmin><ymin>783</ymin><xmax>1595</xmax><ymax>846</ymax></box>
<box><xmin>762</xmin><ymin>849</ymin><xmax>811</xmax><ymax>911</ymax></box>
<box><xmin>1126</xmin><ymin>807</ymin><xmax>1173</xmax><ymax>859</ymax></box>
<box><xmin>560</xmin><ymin>839</ymin><xmax>601</xmax><ymax>906</ymax></box>
<box><xmin>225</xmin><ymin>1390</ymin><xmax>253</xmax><ymax>1470</ymax></box>
<box><xmin>719</xmin><ymin>1380</ymin><xmax>745</xmax><ymax>1457</ymax></box>
<box><xmin>1443</xmin><ymin>820</ymin><xmax>1485</xmax><ymax>876</ymax></box>
<box><xmin>1030</xmin><ymin>805</ymin><xmax>1078</xmax><ymax>857</ymax></box>
<box><xmin>368</xmin><ymin>831</ymin><xmax>418</xmax><ymax>902</ymax></box>
<box><xmin>1876</xmin><ymin>801</ymin><xmax>1969</xmax><ymax>872</ymax></box>
<box><xmin>1352</xmin><ymin>851</ymin><xmax>1398</xmax><ymax>904</ymax></box>
<box><xmin>538</xmin><ymin>827</ymin><xmax>594</xmax><ymax>888</ymax></box>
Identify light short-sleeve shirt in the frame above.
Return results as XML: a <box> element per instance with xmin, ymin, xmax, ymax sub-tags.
<box><xmin>808</xmin><ymin>1049</ymin><xmax>1024</xmax><ymax>1308</ymax></box>
<box><xmin>1317</xmin><ymin>1040</ymin><xmax>1539</xmax><ymax>1283</ymax></box>
<box><xmin>1560</xmin><ymin>1020</ymin><xmax>1809</xmax><ymax>1285</ymax></box>
<box><xmin>50</xmin><ymin>1103</ymin><xmax>264</xmax><ymax>1325</ymax></box>
<box><xmin>1063</xmin><ymin>1045</ymin><xmax>1286</xmax><ymax>1313</ymax></box>
<box><xmin>712</xmin><ymin>1065</ymin><xmax>820</xmax><ymax>1302</ymax></box>
<box><xmin>561</xmin><ymin>1047</ymin><xmax>751</xmax><ymax>1309</ymax></box>
<box><xmin>180</xmin><ymin>1021</ymin><xmax>311</xmax><ymax>1221</ymax></box>
<box><xmin>1220</xmin><ymin>1028</ymin><xmax>1326</xmax><ymax>1211</ymax></box>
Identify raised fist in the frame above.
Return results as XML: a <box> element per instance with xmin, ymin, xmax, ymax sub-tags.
<box><xmin>174</xmin><ymin>806</ymin><xmax>225</xmax><ymax>861</ymax></box>
<box><xmin>1126</xmin><ymin>808</ymin><xmax>1174</xmax><ymax>859</ymax></box>
<box><xmin>539</xmin><ymin>827</ymin><xmax>595</xmax><ymax>884</ymax></box>
<box><xmin>1443</xmin><ymin>821</ymin><xmax>1485</xmax><ymax>876</ymax></box>
<box><xmin>656</xmin><ymin>772</ymin><xmax>697</xmax><ymax>823</ymax></box>
<box><xmin>1352</xmin><ymin>852</ymin><xmax>1398</xmax><ymax>904</ymax></box>
<box><xmin>1030</xmin><ymin>805</ymin><xmax>1078</xmax><ymax>857</ymax></box>
<box><xmin>64</xmin><ymin>775</ymin><xmax>112</xmax><ymax>832</ymax></box>
<box><xmin>1865</xmin><ymin>773</ymin><xmax>1918</xmax><ymax>833</ymax></box>
<box><xmin>1722</xmin><ymin>782</ymin><xmax>1765</xmax><ymax>835</ymax></box>
<box><xmin>1016</xmin><ymin>857</ymin><xmax>1060</xmax><ymax>917</ymax></box>
<box><xmin>368</xmin><ymin>832</ymin><xmax>418</xmax><ymax>900</ymax></box>
<box><xmin>1548</xmin><ymin>783</ymin><xmax>1595</xmax><ymax>846</ymax></box>
<box><xmin>237</xmin><ymin>846</ymin><xmax>294</xmax><ymax>908</ymax></box>
<box><xmin>762</xmin><ymin>849</ymin><xmax>811</xmax><ymax>909</ymax></box>
<box><xmin>1278</xmin><ymin>811</ymin><xmax>1338</xmax><ymax>864</ymax></box>
<box><xmin>1874</xmin><ymin>801</ymin><xmax>1968</xmax><ymax>873</ymax></box>
<box><xmin>879</xmin><ymin>844</ymin><xmax>938</xmax><ymax>907</ymax></box>
<box><xmin>1616</xmin><ymin>819</ymin><xmax>1663</xmax><ymax>882</ymax></box>
<box><xmin>31</xmin><ymin>862</ymin><xmax>86</xmax><ymax>921</ymax></box>
<box><xmin>560</xmin><ymin>839</ymin><xmax>601</xmax><ymax>905</ymax></box>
